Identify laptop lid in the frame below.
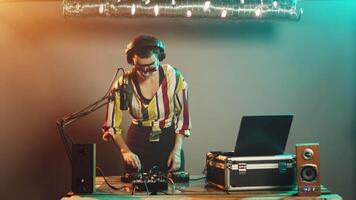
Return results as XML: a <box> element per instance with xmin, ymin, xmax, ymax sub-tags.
<box><xmin>234</xmin><ymin>115</ymin><xmax>293</xmax><ymax>156</ymax></box>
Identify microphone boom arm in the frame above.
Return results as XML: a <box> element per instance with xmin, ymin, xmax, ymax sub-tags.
<box><xmin>56</xmin><ymin>67</ymin><xmax>125</xmax><ymax>164</ymax></box>
<box><xmin>56</xmin><ymin>93</ymin><xmax>116</xmax><ymax>163</ymax></box>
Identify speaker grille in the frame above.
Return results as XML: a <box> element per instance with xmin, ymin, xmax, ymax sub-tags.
<box><xmin>300</xmin><ymin>165</ymin><xmax>318</xmax><ymax>182</ymax></box>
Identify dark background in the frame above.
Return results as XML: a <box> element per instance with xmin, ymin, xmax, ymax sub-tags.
<box><xmin>0</xmin><ymin>0</ymin><xmax>355</xmax><ymax>199</ymax></box>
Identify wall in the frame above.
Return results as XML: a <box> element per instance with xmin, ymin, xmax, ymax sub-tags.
<box><xmin>0</xmin><ymin>0</ymin><xmax>354</xmax><ymax>199</ymax></box>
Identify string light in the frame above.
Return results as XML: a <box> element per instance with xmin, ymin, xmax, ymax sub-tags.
<box><xmin>154</xmin><ymin>5</ymin><xmax>159</xmax><ymax>16</ymax></box>
<box><xmin>63</xmin><ymin>0</ymin><xmax>303</xmax><ymax>21</ymax></box>
<box><xmin>203</xmin><ymin>1</ymin><xmax>210</xmax><ymax>12</ymax></box>
<box><xmin>98</xmin><ymin>3</ymin><xmax>104</xmax><ymax>14</ymax></box>
<box><xmin>255</xmin><ymin>8</ymin><xmax>262</xmax><ymax>17</ymax></box>
<box><xmin>273</xmin><ymin>1</ymin><xmax>278</xmax><ymax>8</ymax></box>
<box><xmin>131</xmin><ymin>4</ymin><xmax>136</xmax><ymax>15</ymax></box>
<box><xmin>186</xmin><ymin>10</ymin><xmax>192</xmax><ymax>17</ymax></box>
<box><xmin>221</xmin><ymin>9</ymin><xmax>227</xmax><ymax>18</ymax></box>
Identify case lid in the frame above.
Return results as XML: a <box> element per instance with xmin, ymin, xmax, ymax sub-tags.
<box><xmin>227</xmin><ymin>154</ymin><xmax>295</xmax><ymax>162</ymax></box>
<box><xmin>207</xmin><ymin>152</ymin><xmax>295</xmax><ymax>162</ymax></box>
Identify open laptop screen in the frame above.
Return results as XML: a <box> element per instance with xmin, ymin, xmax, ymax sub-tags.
<box><xmin>234</xmin><ymin>115</ymin><xmax>293</xmax><ymax>156</ymax></box>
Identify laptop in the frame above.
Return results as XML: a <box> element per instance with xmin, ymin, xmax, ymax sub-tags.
<box><xmin>234</xmin><ymin>115</ymin><xmax>293</xmax><ymax>156</ymax></box>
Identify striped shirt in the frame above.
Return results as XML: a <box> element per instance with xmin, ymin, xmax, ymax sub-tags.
<box><xmin>102</xmin><ymin>64</ymin><xmax>191</xmax><ymax>138</ymax></box>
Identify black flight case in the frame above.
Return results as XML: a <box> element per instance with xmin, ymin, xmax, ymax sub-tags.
<box><xmin>206</xmin><ymin>152</ymin><xmax>296</xmax><ymax>191</ymax></box>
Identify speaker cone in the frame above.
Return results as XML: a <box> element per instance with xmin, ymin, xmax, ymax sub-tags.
<box><xmin>301</xmin><ymin>165</ymin><xmax>317</xmax><ymax>182</ymax></box>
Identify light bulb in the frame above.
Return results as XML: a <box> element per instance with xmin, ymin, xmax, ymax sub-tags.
<box><xmin>99</xmin><ymin>3</ymin><xmax>104</xmax><ymax>14</ymax></box>
<box><xmin>131</xmin><ymin>4</ymin><xmax>136</xmax><ymax>15</ymax></box>
<box><xmin>221</xmin><ymin>9</ymin><xmax>227</xmax><ymax>18</ymax></box>
<box><xmin>255</xmin><ymin>8</ymin><xmax>261</xmax><ymax>17</ymax></box>
<box><xmin>203</xmin><ymin>1</ymin><xmax>211</xmax><ymax>12</ymax></box>
<box><xmin>187</xmin><ymin>10</ymin><xmax>192</xmax><ymax>17</ymax></box>
<box><xmin>273</xmin><ymin>1</ymin><xmax>278</xmax><ymax>8</ymax></box>
<box><xmin>154</xmin><ymin>5</ymin><xmax>159</xmax><ymax>16</ymax></box>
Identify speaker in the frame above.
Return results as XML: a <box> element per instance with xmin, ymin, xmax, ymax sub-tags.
<box><xmin>295</xmin><ymin>143</ymin><xmax>321</xmax><ymax>196</ymax></box>
<box><xmin>71</xmin><ymin>144</ymin><xmax>96</xmax><ymax>194</ymax></box>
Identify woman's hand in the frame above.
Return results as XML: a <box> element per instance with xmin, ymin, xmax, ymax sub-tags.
<box><xmin>122</xmin><ymin>151</ymin><xmax>142</xmax><ymax>170</ymax></box>
<box><xmin>112</xmin><ymin>133</ymin><xmax>141</xmax><ymax>170</ymax></box>
<box><xmin>167</xmin><ymin>133</ymin><xmax>185</xmax><ymax>172</ymax></box>
<box><xmin>167</xmin><ymin>149</ymin><xmax>181</xmax><ymax>172</ymax></box>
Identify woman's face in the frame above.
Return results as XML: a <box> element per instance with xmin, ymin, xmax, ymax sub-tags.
<box><xmin>132</xmin><ymin>54</ymin><xmax>159</xmax><ymax>78</ymax></box>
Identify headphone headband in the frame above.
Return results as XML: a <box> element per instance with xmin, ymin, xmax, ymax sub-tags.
<box><xmin>125</xmin><ymin>35</ymin><xmax>166</xmax><ymax>64</ymax></box>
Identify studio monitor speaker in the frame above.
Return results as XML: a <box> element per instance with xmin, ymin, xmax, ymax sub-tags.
<box><xmin>295</xmin><ymin>143</ymin><xmax>320</xmax><ymax>196</ymax></box>
<box><xmin>72</xmin><ymin>144</ymin><xmax>96</xmax><ymax>194</ymax></box>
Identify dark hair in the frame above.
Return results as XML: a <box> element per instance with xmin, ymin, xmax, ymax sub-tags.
<box><xmin>125</xmin><ymin>35</ymin><xmax>166</xmax><ymax>64</ymax></box>
<box><xmin>131</xmin><ymin>46</ymin><xmax>163</xmax><ymax>60</ymax></box>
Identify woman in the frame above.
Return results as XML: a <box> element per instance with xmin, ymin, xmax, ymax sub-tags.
<box><xmin>102</xmin><ymin>35</ymin><xmax>191</xmax><ymax>174</ymax></box>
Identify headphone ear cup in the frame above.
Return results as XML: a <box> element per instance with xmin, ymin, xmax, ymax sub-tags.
<box><xmin>158</xmin><ymin>51</ymin><xmax>165</xmax><ymax>61</ymax></box>
<box><xmin>126</xmin><ymin>52</ymin><xmax>133</xmax><ymax>65</ymax></box>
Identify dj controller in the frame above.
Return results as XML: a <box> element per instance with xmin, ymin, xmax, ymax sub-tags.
<box><xmin>121</xmin><ymin>171</ymin><xmax>190</xmax><ymax>193</ymax></box>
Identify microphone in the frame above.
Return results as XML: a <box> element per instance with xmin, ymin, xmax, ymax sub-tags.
<box><xmin>119</xmin><ymin>76</ymin><xmax>129</xmax><ymax>110</ymax></box>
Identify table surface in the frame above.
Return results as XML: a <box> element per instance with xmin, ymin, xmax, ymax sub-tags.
<box><xmin>62</xmin><ymin>175</ymin><xmax>342</xmax><ymax>200</ymax></box>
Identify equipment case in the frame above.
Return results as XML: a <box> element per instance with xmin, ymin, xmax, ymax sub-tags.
<box><xmin>206</xmin><ymin>152</ymin><xmax>296</xmax><ymax>191</ymax></box>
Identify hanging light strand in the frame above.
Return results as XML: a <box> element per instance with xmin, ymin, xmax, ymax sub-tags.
<box><xmin>63</xmin><ymin>0</ymin><xmax>303</xmax><ymax>21</ymax></box>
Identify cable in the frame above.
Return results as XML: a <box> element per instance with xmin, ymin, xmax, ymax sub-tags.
<box><xmin>166</xmin><ymin>177</ymin><xmax>175</xmax><ymax>185</ymax></box>
<box><xmin>89</xmin><ymin>67</ymin><xmax>124</xmax><ymax>114</ymax></box>
<box><xmin>189</xmin><ymin>176</ymin><xmax>206</xmax><ymax>181</ymax></box>
<box><xmin>96</xmin><ymin>167</ymin><xmax>130</xmax><ymax>191</ymax></box>
<box><xmin>143</xmin><ymin>180</ymin><xmax>150</xmax><ymax>195</ymax></box>
<box><xmin>202</xmin><ymin>153</ymin><xmax>220</xmax><ymax>175</ymax></box>
<box><xmin>160</xmin><ymin>191</ymin><xmax>171</xmax><ymax>195</ymax></box>
<box><xmin>175</xmin><ymin>186</ymin><xmax>201</xmax><ymax>193</ymax></box>
<box><xmin>71</xmin><ymin>67</ymin><xmax>124</xmax><ymax>119</ymax></box>
<box><xmin>104</xmin><ymin>67</ymin><xmax>125</xmax><ymax>98</ymax></box>
<box><xmin>148</xmin><ymin>165</ymin><xmax>160</xmax><ymax>177</ymax></box>
<box><xmin>164</xmin><ymin>176</ymin><xmax>175</xmax><ymax>195</ymax></box>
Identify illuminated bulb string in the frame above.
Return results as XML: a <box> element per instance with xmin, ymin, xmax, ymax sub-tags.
<box><xmin>221</xmin><ymin>9</ymin><xmax>227</xmax><ymax>18</ymax></box>
<box><xmin>63</xmin><ymin>0</ymin><xmax>302</xmax><ymax>20</ymax></box>
<box><xmin>99</xmin><ymin>3</ymin><xmax>104</xmax><ymax>14</ymax></box>
<box><xmin>187</xmin><ymin>10</ymin><xmax>192</xmax><ymax>17</ymax></box>
<box><xmin>273</xmin><ymin>1</ymin><xmax>278</xmax><ymax>8</ymax></box>
<box><xmin>131</xmin><ymin>4</ymin><xmax>136</xmax><ymax>15</ymax></box>
<box><xmin>203</xmin><ymin>1</ymin><xmax>210</xmax><ymax>12</ymax></box>
<box><xmin>154</xmin><ymin>4</ymin><xmax>159</xmax><ymax>16</ymax></box>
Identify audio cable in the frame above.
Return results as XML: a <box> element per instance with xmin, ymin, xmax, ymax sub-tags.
<box><xmin>96</xmin><ymin>166</ymin><xmax>130</xmax><ymax>191</ymax></box>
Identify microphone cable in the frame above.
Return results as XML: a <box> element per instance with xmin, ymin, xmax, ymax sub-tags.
<box><xmin>104</xmin><ymin>67</ymin><xmax>125</xmax><ymax>98</ymax></box>
<box><xmin>96</xmin><ymin>166</ymin><xmax>130</xmax><ymax>191</ymax></box>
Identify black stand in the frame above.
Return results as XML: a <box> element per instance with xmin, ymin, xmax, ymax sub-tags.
<box><xmin>56</xmin><ymin>68</ymin><xmax>125</xmax><ymax>163</ymax></box>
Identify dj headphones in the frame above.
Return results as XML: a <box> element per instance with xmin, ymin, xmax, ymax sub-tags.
<box><xmin>125</xmin><ymin>35</ymin><xmax>166</xmax><ymax>65</ymax></box>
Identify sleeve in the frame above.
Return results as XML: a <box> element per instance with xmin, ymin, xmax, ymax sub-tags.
<box><xmin>101</xmin><ymin>78</ymin><xmax>124</xmax><ymax>141</ymax></box>
<box><xmin>174</xmin><ymin>73</ymin><xmax>191</xmax><ymax>137</ymax></box>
